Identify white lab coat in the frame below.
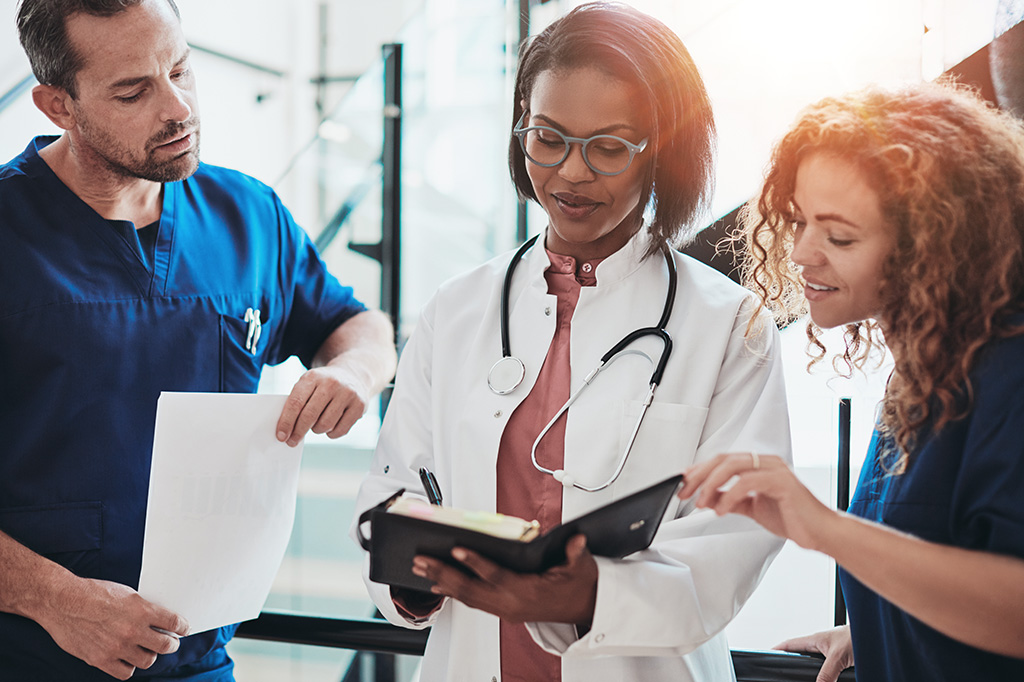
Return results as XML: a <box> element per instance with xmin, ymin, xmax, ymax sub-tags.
<box><xmin>352</xmin><ymin>230</ymin><xmax>792</xmax><ymax>682</ymax></box>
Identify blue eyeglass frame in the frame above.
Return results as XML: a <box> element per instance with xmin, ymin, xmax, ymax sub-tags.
<box><xmin>512</xmin><ymin>111</ymin><xmax>649</xmax><ymax>176</ymax></box>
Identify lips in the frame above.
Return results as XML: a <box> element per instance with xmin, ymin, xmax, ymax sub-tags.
<box><xmin>552</xmin><ymin>191</ymin><xmax>600</xmax><ymax>220</ymax></box>
<box><xmin>154</xmin><ymin>131</ymin><xmax>194</xmax><ymax>152</ymax></box>
<box><xmin>151</xmin><ymin>120</ymin><xmax>199</xmax><ymax>151</ymax></box>
<box><xmin>803</xmin><ymin>277</ymin><xmax>838</xmax><ymax>302</ymax></box>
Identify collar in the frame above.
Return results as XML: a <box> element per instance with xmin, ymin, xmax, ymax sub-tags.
<box><xmin>522</xmin><ymin>227</ymin><xmax>653</xmax><ymax>287</ymax></box>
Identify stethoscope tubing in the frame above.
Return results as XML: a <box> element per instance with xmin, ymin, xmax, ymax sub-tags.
<box><xmin>499</xmin><ymin>234</ymin><xmax>541</xmax><ymax>359</ymax></box>
<box><xmin>493</xmin><ymin>234</ymin><xmax>678</xmax><ymax>492</ymax></box>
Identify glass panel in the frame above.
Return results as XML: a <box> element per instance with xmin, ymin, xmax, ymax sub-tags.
<box><xmin>232</xmin><ymin>0</ymin><xmax>513</xmax><ymax>678</ymax></box>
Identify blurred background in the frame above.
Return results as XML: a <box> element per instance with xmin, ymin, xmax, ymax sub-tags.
<box><xmin>1</xmin><ymin>0</ymin><xmax>1015</xmax><ymax>679</ymax></box>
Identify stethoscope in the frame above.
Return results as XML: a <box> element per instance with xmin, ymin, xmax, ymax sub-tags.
<box><xmin>486</xmin><ymin>234</ymin><xmax>677</xmax><ymax>491</ymax></box>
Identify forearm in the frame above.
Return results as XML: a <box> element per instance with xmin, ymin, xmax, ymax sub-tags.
<box><xmin>817</xmin><ymin>512</ymin><xmax>1024</xmax><ymax>657</ymax></box>
<box><xmin>312</xmin><ymin>309</ymin><xmax>397</xmax><ymax>394</ymax></box>
<box><xmin>0</xmin><ymin>530</ymin><xmax>72</xmax><ymax>624</ymax></box>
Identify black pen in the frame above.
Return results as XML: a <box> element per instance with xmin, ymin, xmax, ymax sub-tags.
<box><xmin>418</xmin><ymin>467</ymin><xmax>443</xmax><ymax>506</ymax></box>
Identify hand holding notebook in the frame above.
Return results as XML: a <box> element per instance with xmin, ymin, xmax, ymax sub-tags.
<box><xmin>357</xmin><ymin>474</ymin><xmax>683</xmax><ymax>593</ymax></box>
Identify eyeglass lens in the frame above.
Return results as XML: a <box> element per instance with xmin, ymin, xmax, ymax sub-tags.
<box><xmin>522</xmin><ymin>128</ymin><xmax>635</xmax><ymax>175</ymax></box>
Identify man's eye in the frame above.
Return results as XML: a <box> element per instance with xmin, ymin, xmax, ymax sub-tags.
<box><xmin>117</xmin><ymin>92</ymin><xmax>143</xmax><ymax>103</ymax></box>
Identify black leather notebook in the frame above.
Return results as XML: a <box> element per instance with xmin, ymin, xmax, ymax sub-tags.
<box><xmin>356</xmin><ymin>474</ymin><xmax>684</xmax><ymax>592</ymax></box>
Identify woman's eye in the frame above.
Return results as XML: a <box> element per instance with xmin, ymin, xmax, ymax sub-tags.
<box><xmin>828</xmin><ymin>236</ymin><xmax>854</xmax><ymax>247</ymax></box>
<box><xmin>592</xmin><ymin>144</ymin><xmax>627</xmax><ymax>157</ymax></box>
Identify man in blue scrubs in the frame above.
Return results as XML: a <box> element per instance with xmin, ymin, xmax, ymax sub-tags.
<box><xmin>0</xmin><ymin>0</ymin><xmax>398</xmax><ymax>679</ymax></box>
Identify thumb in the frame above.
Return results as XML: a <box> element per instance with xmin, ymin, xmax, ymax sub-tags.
<box><xmin>154</xmin><ymin>608</ymin><xmax>190</xmax><ymax>638</ymax></box>
<box><xmin>564</xmin><ymin>534</ymin><xmax>589</xmax><ymax>565</ymax></box>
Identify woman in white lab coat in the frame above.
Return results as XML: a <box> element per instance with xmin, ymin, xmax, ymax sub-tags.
<box><xmin>353</xmin><ymin>3</ymin><xmax>791</xmax><ymax>681</ymax></box>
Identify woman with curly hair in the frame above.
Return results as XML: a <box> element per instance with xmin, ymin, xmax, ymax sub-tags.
<box><xmin>680</xmin><ymin>81</ymin><xmax>1024</xmax><ymax>682</ymax></box>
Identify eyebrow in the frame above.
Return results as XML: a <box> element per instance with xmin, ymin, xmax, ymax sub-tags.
<box><xmin>531</xmin><ymin>113</ymin><xmax>639</xmax><ymax>137</ymax></box>
<box><xmin>792</xmin><ymin>200</ymin><xmax>862</xmax><ymax>230</ymax></box>
<box><xmin>108</xmin><ymin>49</ymin><xmax>191</xmax><ymax>91</ymax></box>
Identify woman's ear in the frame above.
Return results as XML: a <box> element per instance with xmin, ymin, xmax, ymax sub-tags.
<box><xmin>31</xmin><ymin>84</ymin><xmax>76</xmax><ymax>131</ymax></box>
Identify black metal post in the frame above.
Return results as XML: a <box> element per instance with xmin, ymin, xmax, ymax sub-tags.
<box><xmin>346</xmin><ymin>45</ymin><xmax>402</xmax><ymax>417</ymax></box>
<box><xmin>515</xmin><ymin>0</ymin><xmax>530</xmax><ymax>243</ymax></box>
<box><xmin>835</xmin><ymin>397</ymin><xmax>851</xmax><ymax>626</ymax></box>
<box><xmin>381</xmin><ymin>43</ymin><xmax>402</xmax><ymax>329</ymax></box>
<box><xmin>380</xmin><ymin>44</ymin><xmax>403</xmax><ymax>416</ymax></box>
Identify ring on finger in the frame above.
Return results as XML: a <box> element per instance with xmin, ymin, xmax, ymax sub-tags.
<box><xmin>750</xmin><ymin>452</ymin><xmax>760</xmax><ymax>470</ymax></box>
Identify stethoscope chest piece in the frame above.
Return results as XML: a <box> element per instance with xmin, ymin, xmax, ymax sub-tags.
<box><xmin>487</xmin><ymin>355</ymin><xmax>526</xmax><ymax>395</ymax></box>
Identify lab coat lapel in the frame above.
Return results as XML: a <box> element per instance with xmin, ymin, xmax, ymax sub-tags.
<box><xmin>450</xmin><ymin>239</ymin><xmax>556</xmax><ymax>512</ymax></box>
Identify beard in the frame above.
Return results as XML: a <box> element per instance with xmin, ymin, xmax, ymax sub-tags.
<box><xmin>76</xmin><ymin>115</ymin><xmax>202</xmax><ymax>183</ymax></box>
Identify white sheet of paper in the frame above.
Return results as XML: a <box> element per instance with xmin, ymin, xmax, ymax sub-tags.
<box><xmin>138</xmin><ymin>392</ymin><xmax>303</xmax><ymax>634</ymax></box>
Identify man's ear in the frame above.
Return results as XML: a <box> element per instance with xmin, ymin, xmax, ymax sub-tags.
<box><xmin>31</xmin><ymin>83</ymin><xmax>76</xmax><ymax>130</ymax></box>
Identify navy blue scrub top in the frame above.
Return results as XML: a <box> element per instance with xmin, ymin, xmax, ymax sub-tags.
<box><xmin>840</xmin><ymin>321</ymin><xmax>1024</xmax><ymax>681</ymax></box>
<box><xmin>0</xmin><ymin>137</ymin><xmax>367</xmax><ymax>680</ymax></box>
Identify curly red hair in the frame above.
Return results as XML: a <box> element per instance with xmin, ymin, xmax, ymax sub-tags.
<box><xmin>740</xmin><ymin>81</ymin><xmax>1024</xmax><ymax>470</ymax></box>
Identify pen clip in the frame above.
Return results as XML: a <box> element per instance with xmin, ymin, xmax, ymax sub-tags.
<box><xmin>419</xmin><ymin>467</ymin><xmax>443</xmax><ymax>506</ymax></box>
<box><xmin>244</xmin><ymin>308</ymin><xmax>262</xmax><ymax>356</ymax></box>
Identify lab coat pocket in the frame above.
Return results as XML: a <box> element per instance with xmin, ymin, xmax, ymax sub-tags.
<box><xmin>613</xmin><ymin>401</ymin><xmax>709</xmax><ymax>496</ymax></box>
<box><xmin>0</xmin><ymin>502</ymin><xmax>103</xmax><ymax>577</ymax></box>
<box><xmin>219</xmin><ymin>313</ymin><xmax>265</xmax><ymax>393</ymax></box>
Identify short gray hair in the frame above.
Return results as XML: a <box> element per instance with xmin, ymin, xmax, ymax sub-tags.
<box><xmin>16</xmin><ymin>0</ymin><xmax>180</xmax><ymax>98</ymax></box>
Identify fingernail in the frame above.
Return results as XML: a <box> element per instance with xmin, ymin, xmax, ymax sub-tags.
<box><xmin>277</xmin><ymin>431</ymin><xmax>287</xmax><ymax>442</ymax></box>
<box><xmin>452</xmin><ymin>548</ymin><xmax>467</xmax><ymax>561</ymax></box>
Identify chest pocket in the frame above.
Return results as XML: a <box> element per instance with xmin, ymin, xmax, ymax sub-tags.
<box><xmin>219</xmin><ymin>310</ymin><xmax>267</xmax><ymax>393</ymax></box>
<box><xmin>612</xmin><ymin>401</ymin><xmax>709</xmax><ymax>497</ymax></box>
<box><xmin>882</xmin><ymin>500</ymin><xmax>951</xmax><ymax>543</ymax></box>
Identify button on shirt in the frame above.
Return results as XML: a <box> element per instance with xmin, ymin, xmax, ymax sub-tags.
<box><xmin>495</xmin><ymin>249</ymin><xmax>601</xmax><ymax>682</ymax></box>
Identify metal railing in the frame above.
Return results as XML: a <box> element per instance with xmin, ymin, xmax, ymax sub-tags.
<box><xmin>234</xmin><ymin>611</ymin><xmax>856</xmax><ymax>681</ymax></box>
<box><xmin>0</xmin><ymin>74</ymin><xmax>35</xmax><ymax>115</ymax></box>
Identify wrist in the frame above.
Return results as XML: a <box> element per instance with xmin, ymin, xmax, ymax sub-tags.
<box><xmin>808</xmin><ymin>509</ymin><xmax>856</xmax><ymax>556</ymax></box>
<box><xmin>325</xmin><ymin>354</ymin><xmax>376</xmax><ymax>397</ymax></box>
<box><xmin>14</xmin><ymin>560</ymin><xmax>76</xmax><ymax>625</ymax></box>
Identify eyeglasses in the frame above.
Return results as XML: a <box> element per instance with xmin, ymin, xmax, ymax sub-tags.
<box><xmin>513</xmin><ymin>111</ymin><xmax>649</xmax><ymax>176</ymax></box>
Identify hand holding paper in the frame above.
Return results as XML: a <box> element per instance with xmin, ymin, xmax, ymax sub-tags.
<box><xmin>138</xmin><ymin>392</ymin><xmax>304</xmax><ymax>635</ymax></box>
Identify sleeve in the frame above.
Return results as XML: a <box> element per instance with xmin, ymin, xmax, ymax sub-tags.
<box><xmin>348</xmin><ymin>295</ymin><xmax>449</xmax><ymax>629</ymax></box>
<box><xmin>953</xmin><ymin>341</ymin><xmax>1024</xmax><ymax>558</ymax></box>
<box><xmin>269</xmin><ymin>193</ymin><xmax>368</xmax><ymax>368</ymax></box>
<box><xmin>527</xmin><ymin>298</ymin><xmax>792</xmax><ymax>657</ymax></box>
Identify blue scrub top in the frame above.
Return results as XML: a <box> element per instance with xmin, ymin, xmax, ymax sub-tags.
<box><xmin>0</xmin><ymin>137</ymin><xmax>366</xmax><ymax>680</ymax></box>
<box><xmin>840</xmin><ymin>320</ymin><xmax>1024</xmax><ymax>681</ymax></box>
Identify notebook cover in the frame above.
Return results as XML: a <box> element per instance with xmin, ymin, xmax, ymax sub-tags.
<box><xmin>365</xmin><ymin>474</ymin><xmax>684</xmax><ymax>592</ymax></box>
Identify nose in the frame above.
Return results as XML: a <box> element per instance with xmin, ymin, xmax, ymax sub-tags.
<box><xmin>160</xmin><ymin>83</ymin><xmax>193</xmax><ymax>124</ymax></box>
<box><xmin>557</xmin><ymin>142</ymin><xmax>595</xmax><ymax>183</ymax></box>
<box><xmin>790</xmin><ymin>225</ymin><xmax>824</xmax><ymax>268</ymax></box>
